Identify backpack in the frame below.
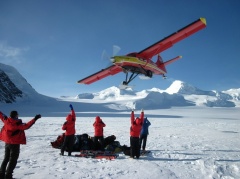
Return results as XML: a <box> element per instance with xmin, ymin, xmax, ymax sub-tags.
<box><xmin>122</xmin><ymin>145</ymin><xmax>131</xmax><ymax>156</ymax></box>
<box><xmin>105</xmin><ymin>141</ymin><xmax>122</xmax><ymax>153</ymax></box>
<box><xmin>51</xmin><ymin>133</ymin><xmax>65</xmax><ymax>149</ymax></box>
<box><xmin>79</xmin><ymin>134</ymin><xmax>94</xmax><ymax>150</ymax></box>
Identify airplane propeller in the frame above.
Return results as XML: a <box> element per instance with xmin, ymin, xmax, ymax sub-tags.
<box><xmin>101</xmin><ymin>50</ymin><xmax>110</xmax><ymax>62</ymax></box>
<box><xmin>102</xmin><ymin>45</ymin><xmax>121</xmax><ymax>63</ymax></box>
<box><xmin>113</xmin><ymin>45</ymin><xmax>121</xmax><ymax>56</ymax></box>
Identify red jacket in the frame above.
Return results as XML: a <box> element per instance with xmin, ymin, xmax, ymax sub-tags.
<box><xmin>0</xmin><ymin>112</ymin><xmax>36</xmax><ymax>144</ymax></box>
<box><xmin>62</xmin><ymin>109</ymin><xmax>76</xmax><ymax>136</ymax></box>
<box><xmin>130</xmin><ymin>111</ymin><xmax>144</xmax><ymax>137</ymax></box>
<box><xmin>93</xmin><ymin>116</ymin><xmax>106</xmax><ymax>137</ymax></box>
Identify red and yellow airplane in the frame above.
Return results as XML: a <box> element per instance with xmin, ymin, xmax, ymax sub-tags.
<box><xmin>78</xmin><ymin>18</ymin><xmax>206</xmax><ymax>88</ymax></box>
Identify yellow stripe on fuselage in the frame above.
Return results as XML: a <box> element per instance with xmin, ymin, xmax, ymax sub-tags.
<box><xmin>112</xmin><ymin>56</ymin><xmax>165</xmax><ymax>74</ymax></box>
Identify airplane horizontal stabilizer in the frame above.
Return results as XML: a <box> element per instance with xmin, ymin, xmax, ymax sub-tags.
<box><xmin>164</xmin><ymin>56</ymin><xmax>182</xmax><ymax>66</ymax></box>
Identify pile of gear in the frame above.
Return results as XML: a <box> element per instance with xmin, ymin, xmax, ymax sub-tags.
<box><xmin>51</xmin><ymin>133</ymin><xmax>130</xmax><ymax>155</ymax></box>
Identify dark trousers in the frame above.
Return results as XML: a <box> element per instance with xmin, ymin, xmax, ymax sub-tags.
<box><xmin>61</xmin><ymin>135</ymin><xmax>75</xmax><ymax>156</ymax></box>
<box><xmin>0</xmin><ymin>144</ymin><xmax>20</xmax><ymax>179</ymax></box>
<box><xmin>139</xmin><ymin>134</ymin><xmax>148</xmax><ymax>150</ymax></box>
<box><xmin>93</xmin><ymin>136</ymin><xmax>104</xmax><ymax>151</ymax></box>
<box><xmin>130</xmin><ymin>136</ymin><xmax>140</xmax><ymax>158</ymax></box>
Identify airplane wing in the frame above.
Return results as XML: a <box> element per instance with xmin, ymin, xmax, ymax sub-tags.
<box><xmin>138</xmin><ymin>18</ymin><xmax>207</xmax><ymax>59</ymax></box>
<box><xmin>77</xmin><ymin>65</ymin><xmax>122</xmax><ymax>84</ymax></box>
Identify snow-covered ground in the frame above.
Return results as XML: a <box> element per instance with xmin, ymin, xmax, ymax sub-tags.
<box><xmin>0</xmin><ymin>107</ymin><xmax>239</xmax><ymax>179</ymax></box>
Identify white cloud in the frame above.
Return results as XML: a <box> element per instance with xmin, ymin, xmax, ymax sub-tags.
<box><xmin>0</xmin><ymin>42</ymin><xmax>29</xmax><ymax>64</ymax></box>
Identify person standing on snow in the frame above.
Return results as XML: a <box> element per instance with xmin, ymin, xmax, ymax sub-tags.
<box><xmin>60</xmin><ymin>104</ymin><xmax>76</xmax><ymax>156</ymax></box>
<box><xmin>93</xmin><ymin>116</ymin><xmax>106</xmax><ymax>151</ymax></box>
<box><xmin>0</xmin><ymin>111</ymin><xmax>41</xmax><ymax>179</ymax></box>
<box><xmin>139</xmin><ymin>117</ymin><xmax>151</xmax><ymax>151</ymax></box>
<box><xmin>130</xmin><ymin>109</ymin><xmax>144</xmax><ymax>159</ymax></box>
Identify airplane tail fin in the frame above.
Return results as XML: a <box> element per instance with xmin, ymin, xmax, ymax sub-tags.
<box><xmin>156</xmin><ymin>55</ymin><xmax>167</xmax><ymax>73</ymax></box>
<box><xmin>156</xmin><ymin>55</ymin><xmax>182</xmax><ymax>73</ymax></box>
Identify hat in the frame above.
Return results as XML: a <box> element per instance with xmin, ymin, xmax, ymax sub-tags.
<box><xmin>10</xmin><ymin>111</ymin><xmax>18</xmax><ymax>118</ymax></box>
<box><xmin>66</xmin><ymin>114</ymin><xmax>72</xmax><ymax>121</ymax></box>
<box><xmin>136</xmin><ymin>117</ymin><xmax>141</xmax><ymax>125</ymax></box>
<box><xmin>95</xmin><ymin>116</ymin><xmax>101</xmax><ymax>122</ymax></box>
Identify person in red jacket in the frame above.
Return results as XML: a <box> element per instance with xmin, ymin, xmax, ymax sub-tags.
<box><xmin>60</xmin><ymin>104</ymin><xmax>76</xmax><ymax>156</ymax></box>
<box><xmin>130</xmin><ymin>109</ymin><xmax>144</xmax><ymax>159</ymax></box>
<box><xmin>0</xmin><ymin>111</ymin><xmax>41</xmax><ymax>179</ymax></box>
<box><xmin>93</xmin><ymin>116</ymin><xmax>106</xmax><ymax>151</ymax></box>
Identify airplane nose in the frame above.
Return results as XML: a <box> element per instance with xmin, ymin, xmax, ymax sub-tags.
<box><xmin>110</xmin><ymin>57</ymin><xmax>115</xmax><ymax>62</ymax></box>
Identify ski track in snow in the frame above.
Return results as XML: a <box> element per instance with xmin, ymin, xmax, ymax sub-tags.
<box><xmin>0</xmin><ymin>108</ymin><xmax>240</xmax><ymax>179</ymax></box>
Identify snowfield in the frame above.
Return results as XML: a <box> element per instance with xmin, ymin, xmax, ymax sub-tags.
<box><xmin>1</xmin><ymin>107</ymin><xmax>239</xmax><ymax>179</ymax></box>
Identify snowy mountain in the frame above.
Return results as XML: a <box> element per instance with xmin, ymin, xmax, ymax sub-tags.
<box><xmin>223</xmin><ymin>88</ymin><xmax>240</xmax><ymax>101</ymax></box>
<box><xmin>134</xmin><ymin>92</ymin><xmax>195</xmax><ymax>109</ymax></box>
<box><xmin>0</xmin><ymin>63</ymin><xmax>239</xmax><ymax>114</ymax></box>
<box><xmin>0</xmin><ymin>63</ymin><xmax>56</xmax><ymax>103</ymax></box>
<box><xmin>77</xmin><ymin>86</ymin><xmax>137</xmax><ymax>100</ymax></box>
<box><xmin>0</xmin><ymin>69</ymin><xmax>23</xmax><ymax>103</ymax></box>
<box><xmin>76</xmin><ymin>80</ymin><xmax>238</xmax><ymax>108</ymax></box>
<box><xmin>165</xmin><ymin>80</ymin><xmax>236</xmax><ymax>107</ymax></box>
<box><xmin>166</xmin><ymin>80</ymin><xmax>213</xmax><ymax>95</ymax></box>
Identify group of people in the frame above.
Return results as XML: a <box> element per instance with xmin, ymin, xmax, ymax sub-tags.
<box><xmin>59</xmin><ymin>104</ymin><xmax>106</xmax><ymax>156</ymax></box>
<box><xmin>0</xmin><ymin>104</ymin><xmax>150</xmax><ymax>178</ymax></box>
<box><xmin>60</xmin><ymin>105</ymin><xmax>151</xmax><ymax>159</ymax></box>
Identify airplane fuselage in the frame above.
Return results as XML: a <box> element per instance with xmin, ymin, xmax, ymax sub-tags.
<box><xmin>112</xmin><ymin>56</ymin><xmax>166</xmax><ymax>76</ymax></box>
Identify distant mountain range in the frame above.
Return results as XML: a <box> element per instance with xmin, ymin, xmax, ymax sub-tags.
<box><xmin>76</xmin><ymin>82</ymin><xmax>240</xmax><ymax>108</ymax></box>
<box><xmin>0</xmin><ymin>63</ymin><xmax>240</xmax><ymax>112</ymax></box>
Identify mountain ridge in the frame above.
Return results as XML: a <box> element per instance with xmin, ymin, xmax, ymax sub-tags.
<box><xmin>0</xmin><ymin>63</ymin><xmax>239</xmax><ymax>111</ymax></box>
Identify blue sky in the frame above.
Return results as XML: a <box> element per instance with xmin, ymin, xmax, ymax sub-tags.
<box><xmin>0</xmin><ymin>0</ymin><xmax>240</xmax><ymax>97</ymax></box>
